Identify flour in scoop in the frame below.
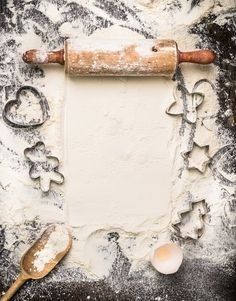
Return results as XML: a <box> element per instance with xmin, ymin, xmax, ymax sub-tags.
<box><xmin>33</xmin><ymin>225</ymin><xmax>69</xmax><ymax>272</ymax></box>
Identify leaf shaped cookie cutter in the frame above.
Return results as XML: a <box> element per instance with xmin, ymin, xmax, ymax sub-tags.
<box><xmin>3</xmin><ymin>86</ymin><xmax>50</xmax><ymax>128</ymax></box>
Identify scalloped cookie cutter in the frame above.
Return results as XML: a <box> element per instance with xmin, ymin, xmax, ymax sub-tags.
<box><xmin>3</xmin><ymin>86</ymin><xmax>50</xmax><ymax>128</ymax></box>
<box><xmin>24</xmin><ymin>141</ymin><xmax>64</xmax><ymax>193</ymax></box>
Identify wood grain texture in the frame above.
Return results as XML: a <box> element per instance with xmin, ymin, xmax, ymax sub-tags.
<box><xmin>178</xmin><ymin>49</ymin><xmax>216</xmax><ymax>64</ymax></box>
<box><xmin>65</xmin><ymin>39</ymin><xmax>177</xmax><ymax>76</ymax></box>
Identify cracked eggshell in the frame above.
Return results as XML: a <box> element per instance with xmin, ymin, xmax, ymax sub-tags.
<box><xmin>150</xmin><ymin>242</ymin><xmax>183</xmax><ymax>275</ymax></box>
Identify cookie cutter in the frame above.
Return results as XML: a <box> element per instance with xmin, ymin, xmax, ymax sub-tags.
<box><xmin>183</xmin><ymin>142</ymin><xmax>211</xmax><ymax>173</ymax></box>
<box><xmin>172</xmin><ymin>199</ymin><xmax>208</xmax><ymax>240</ymax></box>
<box><xmin>2</xmin><ymin>85</ymin><xmax>50</xmax><ymax>128</ymax></box>
<box><xmin>222</xmin><ymin>195</ymin><xmax>236</xmax><ymax>230</ymax></box>
<box><xmin>166</xmin><ymin>79</ymin><xmax>215</xmax><ymax>124</ymax></box>
<box><xmin>166</xmin><ymin>84</ymin><xmax>204</xmax><ymax>124</ymax></box>
<box><xmin>211</xmin><ymin>144</ymin><xmax>236</xmax><ymax>186</ymax></box>
<box><xmin>192</xmin><ymin>78</ymin><xmax>215</xmax><ymax>93</ymax></box>
<box><xmin>24</xmin><ymin>141</ymin><xmax>64</xmax><ymax>193</ymax></box>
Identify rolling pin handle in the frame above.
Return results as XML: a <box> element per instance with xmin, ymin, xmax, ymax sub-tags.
<box><xmin>178</xmin><ymin>49</ymin><xmax>216</xmax><ymax>65</ymax></box>
<box><xmin>22</xmin><ymin>49</ymin><xmax>64</xmax><ymax>65</ymax></box>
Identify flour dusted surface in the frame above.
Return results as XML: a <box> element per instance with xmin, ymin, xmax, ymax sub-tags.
<box><xmin>0</xmin><ymin>1</ymin><xmax>234</xmax><ymax>293</ymax></box>
<box><xmin>64</xmin><ymin>26</ymin><xmax>175</xmax><ymax>230</ymax></box>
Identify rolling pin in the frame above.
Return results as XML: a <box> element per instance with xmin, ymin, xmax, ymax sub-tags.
<box><xmin>22</xmin><ymin>39</ymin><xmax>216</xmax><ymax>77</ymax></box>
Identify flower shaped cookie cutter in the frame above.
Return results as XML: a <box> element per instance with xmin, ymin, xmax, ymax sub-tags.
<box><xmin>166</xmin><ymin>84</ymin><xmax>204</xmax><ymax>124</ymax></box>
<box><xmin>166</xmin><ymin>79</ymin><xmax>214</xmax><ymax>124</ymax></box>
<box><xmin>24</xmin><ymin>141</ymin><xmax>64</xmax><ymax>193</ymax></box>
<box><xmin>3</xmin><ymin>85</ymin><xmax>50</xmax><ymax>128</ymax></box>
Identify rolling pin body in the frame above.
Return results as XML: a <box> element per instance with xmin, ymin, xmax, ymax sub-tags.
<box><xmin>23</xmin><ymin>39</ymin><xmax>216</xmax><ymax>77</ymax></box>
<box><xmin>65</xmin><ymin>39</ymin><xmax>177</xmax><ymax>76</ymax></box>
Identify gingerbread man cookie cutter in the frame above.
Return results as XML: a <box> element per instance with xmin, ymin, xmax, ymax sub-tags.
<box><xmin>24</xmin><ymin>141</ymin><xmax>64</xmax><ymax>193</ymax></box>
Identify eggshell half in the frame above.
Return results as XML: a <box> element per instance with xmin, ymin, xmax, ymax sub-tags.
<box><xmin>150</xmin><ymin>243</ymin><xmax>183</xmax><ymax>275</ymax></box>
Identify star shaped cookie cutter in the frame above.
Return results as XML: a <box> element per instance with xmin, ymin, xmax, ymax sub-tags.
<box><xmin>183</xmin><ymin>142</ymin><xmax>211</xmax><ymax>173</ymax></box>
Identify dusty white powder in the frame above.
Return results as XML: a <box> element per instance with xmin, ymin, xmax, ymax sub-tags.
<box><xmin>64</xmin><ymin>25</ymin><xmax>176</xmax><ymax>231</ymax></box>
<box><xmin>62</xmin><ymin>23</ymin><xmax>221</xmax><ymax>277</ymax></box>
<box><xmin>35</xmin><ymin>49</ymin><xmax>49</xmax><ymax>64</ymax></box>
<box><xmin>68</xmin><ymin>38</ymin><xmax>156</xmax><ymax>57</ymax></box>
<box><xmin>33</xmin><ymin>225</ymin><xmax>70</xmax><ymax>272</ymax></box>
<box><xmin>1</xmin><ymin>0</ymin><xmax>233</xmax><ymax>281</ymax></box>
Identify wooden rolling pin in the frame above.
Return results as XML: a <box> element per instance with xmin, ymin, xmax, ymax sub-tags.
<box><xmin>22</xmin><ymin>39</ymin><xmax>216</xmax><ymax>77</ymax></box>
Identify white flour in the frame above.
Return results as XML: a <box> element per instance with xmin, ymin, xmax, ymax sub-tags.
<box><xmin>0</xmin><ymin>0</ymin><xmax>234</xmax><ymax>281</ymax></box>
<box><xmin>64</xmin><ymin>26</ymin><xmax>176</xmax><ymax>233</ymax></box>
<box><xmin>33</xmin><ymin>225</ymin><xmax>70</xmax><ymax>272</ymax></box>
<box><xmin>62</xmin><ymin>24</ymin><xmax>219</xmax><ymax>277</ymax></box>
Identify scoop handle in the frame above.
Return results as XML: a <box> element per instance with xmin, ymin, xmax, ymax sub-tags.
<box><xmin>0</xmin><ymin>273</ymin><xmax>28</xmax><ymax>301</ymax></box>
<box><xmin>178</xmin><ymin>50</ymin><xmax>216</xmax><ymax>65</ymax></box>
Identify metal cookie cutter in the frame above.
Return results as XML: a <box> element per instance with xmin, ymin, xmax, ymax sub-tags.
<box><xmin>3</xmin><ymin>85</ymin><xmax>49</xmax><ymax>128</ymax></box>
<box><xmin>166</xmin><ymin>84</ymin><xmax>204</xmax><ymax>124</ymax></box>
<box><xmin>211</xmin><ymin>144</ymin><xmax>236</xmax><ymax>187</ymax></box>
<box><xmin>172</xmin><ymin>199</ymin><xmax>208</xmax><ymax>240</ymax></box>
<box><xmin>222</xmin><ymin>195</ymin><xmax>236</xmax><ymax>230</ymax></box>
<box><xmin>24</xmin><ymin>141</ymin><xmax>64</xmax><ymax>193</ymax></box>
<box><xmin>183</xmin><ymin>142</ymin><xmax>211</xmax><ymax>173</ymax></box>
<box><xmin>166</xmin><ymin>79</ymin><xmax>215</xmax><ymax>124</ymax></box>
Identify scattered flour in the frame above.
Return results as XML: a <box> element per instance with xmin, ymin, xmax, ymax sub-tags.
<box><xmin>63</xmin><ymin>24</ymin><xmax>221</xmax><ymax>277</ymax></box>
<box><xmin>33</xmin><ymin>225</ymin><xmax>70</xmax><ymax>272</ymax></box>
<box><xmin>0</xmin><ymin>0</ymin><xmax>234</xmax><ymax>282</ymax></box>
<box><xmin>64</xmin><ymin>25</ymin><xmax>176</xmax><ymax>231</ymax></box>
<box><xmin>35</xmin><ymin>49</ymin><xmax>49</xmax><ymax>64</ymax></box>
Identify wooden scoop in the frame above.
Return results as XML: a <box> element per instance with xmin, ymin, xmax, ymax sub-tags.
<box><xmin>1</xmin><ymin>225</ymin><xmax>72</xmax><ymax>301</ymax></box>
